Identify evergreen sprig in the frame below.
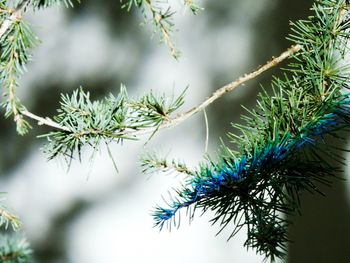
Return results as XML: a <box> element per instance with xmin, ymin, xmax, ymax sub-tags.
<box><xmin>121</xmin><ymin>0</ymin><xmax>201</xmax><ymax>58</ymax></box>
<box><xmin>0</xmin><ymin>236</ymin><xmax>32</xmax><ymax>263</ymax></box>
<box><xmin>150</xmin><ymin>0</ymin><xmax>350</xmax><ymax>261</ymax></box>
<box><xmin>141</xmin><ymin>151</ymin><xmax>194</xmax><ymax>175</ymax></box>
<box><xmin>0</xmin><ymin>195</ymin><xmax>30</xmax><ymax>263</ymax></box>
<box><xmin>0</xmin><ymin>0</ymin><xmax>193</xmax><ymax>137</ymax></box>
<box><xmin>0</xmin><ymin>2</ymin><xmax>38</xmax><ymax>134</ymax></box>
<box><xmin>41</xmin><ymin>86</ymin><xmax>186</xmax><ymax>161</ymax></box>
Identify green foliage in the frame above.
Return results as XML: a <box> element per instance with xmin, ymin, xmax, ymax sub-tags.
<box><xmin>41</xmin><ymin>86</ymin><xmax>186</xmax><ymax>161</ymax></box>
<box><xmin>149</xmin><ymin>0</ymin><xmax>350</xmax><ymax>261</ymax></box>
<box><xmin>141</xmin><ymin>151</ymin><xmax>195</xmax><ymax>175</ymax></box>
<box><xmin>0</xmin><ymin>237</ymin><xmax>32</xmax><ymax>263</ymax></box>
<box><xmin>0</xmin><ymin>195</ymin><xmax>30</xmax><ymax>263</ymax></box>
<box><xmin>0</xmin><ymin>13</ymin><xmax>38</xmax><ymax>134</ymax></box>
<box><xmin>1</xmin><ymin>0</ymin><xmax>350</xmax><ymax>262</ymax></box>
<box><xmin>121</xmin><ymin>0</ymin><xmax>201</xmax><ymax>58</ymax></box>
<box><xmin>0</xmin><ymin>0</ymin><xmax>195</xmax><ymax>138</ymax></box>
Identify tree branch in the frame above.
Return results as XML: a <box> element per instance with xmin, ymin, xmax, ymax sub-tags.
<box><xmin>21</xmin><ymin>110</ymin><xmax>70</xmax><ymax>132</ymax></box>
<box><xmin>1</xmin><ymin>1</ymin><xmax>302</xmax><ymax>138</ymax></box>
<box><xmin>20</xmin><ymin>44</ymin><xmax>302</xmax><ymax>136</ymax></box>
<box><xmin>0</xmin><ymin>0</ymin><xmax>29</xmax><ymax>40</ymax></box>
<box><xmin>124</xmin><ymin>44</ymin><xmax>302</xmax><ymax>137</ymax></box>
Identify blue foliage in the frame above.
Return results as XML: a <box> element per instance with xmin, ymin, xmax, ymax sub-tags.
<box><xmin>154</xmin><ymin>96</ymin><xmax>350</xmax><ymax>228</ymax></box>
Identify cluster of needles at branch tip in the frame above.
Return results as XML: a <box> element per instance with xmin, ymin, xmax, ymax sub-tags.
<box><xmin>40</xmin><ymin>86</ymin><xmax>187</xmax><ymax>161</ymax></box>
<box><xmin>148</xmin><ymin>0</ymin><xmax>350</xmax><ymax>261</ymax></box>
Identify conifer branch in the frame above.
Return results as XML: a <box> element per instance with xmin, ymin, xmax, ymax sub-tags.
<box><xmin>121</xmin><ymin>0</ymin><xmax>201</xmax><ymax>58</ymax></box>
<box><xmin>1</xmin><ymin>0</ymin><xmax>350</xmax><ymax>261</ymax></box>
<box><xmin>30</xmin><ymin>44</ymin><xmax>303</xmax><ymax>161</ymax></box>
<box><xmin>0</xmin><ymin>0</ymin><xmax>38</xmax><ymax>134</ymax></box>
<box><xmin>143</xmin><ymin>0</ymin><xmax>179</xmax><ymax>58</ymax></box>
<box><xmin>21</xmin><ymin>44</ymin><xmax>302</xmax><ymax>139</ymax></box>
<box><xmin>141</xmin><ymin>151</ymin><xmax>195</xmax><ymax>175</ymax></box>
<box><xmin>125</xmin><ymin>44</ymin><xmax>302</xmax><ymax>137</ymax></box>
<box><xmin>10</xmin><ymin>43</ymin><xmax>302</xmax><ymax>162</ymax></box>
<box><xmin>0</xmin><ymin>1</ymin><xmax>29</xmax><ymax>40</ymax></box>
<box><xmin>151</xmin><ymin>1</ymin><xmax>350</xmax><ymax>260</ymax></box>
<box><xmin>1</xmin><ymin>0</ymin><xmax>302</xmax><ymax>141</ymax></box>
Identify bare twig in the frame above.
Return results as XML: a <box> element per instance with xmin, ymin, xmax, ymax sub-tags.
<box><xmin>123</xmin><ymin>44</ymin><xmax>302</xmax><ymax>137</ymax></box>
<box><xmin>21</xmin><ymin>110</ymin><xmax>70</xmax><ymax>132</ymax></box>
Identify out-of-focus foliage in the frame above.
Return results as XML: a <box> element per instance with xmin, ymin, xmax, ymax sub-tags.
<box><xmin>0</xmin><ymin>194</ymin><xmax>31</xmax><ymax>263</ymax></box>
<box><xmin>0</xmin><ymin>237</ymin><xmax>32</xmax><ymax>263</ymax></box>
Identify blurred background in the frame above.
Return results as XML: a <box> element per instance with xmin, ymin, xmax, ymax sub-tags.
<box><xmin>1</xmin><ymin>0</ymin><xmax>350</xmax><ymax>262</ymax></box>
